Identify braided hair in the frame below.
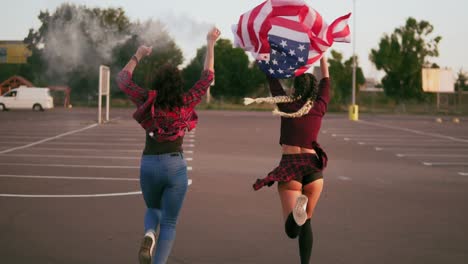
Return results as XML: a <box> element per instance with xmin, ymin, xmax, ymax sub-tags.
<box><xmin>244</xmin><ymin>74</ymin><xmax>319</xmax><ymax>118</ymax></box>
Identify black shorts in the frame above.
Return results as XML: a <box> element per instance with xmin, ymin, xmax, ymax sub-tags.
<box><xmin>293</xmin><ymin>154</ymin><xmax>323</xmax><ymax>185</ymax></box>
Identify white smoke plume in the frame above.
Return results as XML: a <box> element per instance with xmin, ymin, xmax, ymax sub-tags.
<box><xmin>42</xmin><ymin>5</ymin><xmax>130</xmax><ymax>78</ymax></box>
<box><xmin>40</xmin><ymin>4</ymin><xmax>213</xmax><ymax>80</ymax></box>
<box><xmin>158</xmin><ymin>13</ymin><xmax>214</xmax><ymax>65</ymax></box>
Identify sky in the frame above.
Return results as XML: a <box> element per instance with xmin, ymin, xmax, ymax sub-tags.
<box><xmin>1</xmin><ymin>0</ymin><xmax>467</xmax><ymax>80</ymax></box>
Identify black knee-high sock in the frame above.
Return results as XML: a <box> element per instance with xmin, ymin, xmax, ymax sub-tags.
<box><xmin>285</xmin><ymin>213</ymin><xmax>300</xmax><ymax>238</ymax></box>
<box><xmin>299</xmin><ymin>219</ymin><xmax>313</xmax><ymax>264</ymax></box>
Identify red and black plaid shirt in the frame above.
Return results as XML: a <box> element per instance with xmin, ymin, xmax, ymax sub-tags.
<box><xmin>253</xmin><ymin>142</ymin><xmax>328</xmax><ymax>190</ymax></box>
<box><xmin>116</xmin><ymin>70</ymin><xmax>214</xmax><ymax>141</ymax></box>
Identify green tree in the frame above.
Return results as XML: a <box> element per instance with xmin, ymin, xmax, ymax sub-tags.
<box><xmin>455</xmin><ymin>70</ymin><xmax>468</xmax><ymax>92</ymax></box>
<box><xmin>328</xmin><ymin>50</ymin><xmax>365</xmax><ymax>105</ymax></box>
<box><xmin>182</xmin><ymin>46</ymin><xmax>206</xmax><ymax>92</ymax></box>
<box><xmin>182</xmin><ymin>39</ymin><xmax>265</xmax><ymax>101</ymax></box>
<box><xmin>370</xmin><ymin>17</ymin><xmax>442</xmax><ymax>103</ymax></box>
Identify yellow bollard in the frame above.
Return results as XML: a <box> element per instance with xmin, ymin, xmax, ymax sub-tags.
<box><xmin>349</xmin><ymin>104</ymin><xmax>359</xmax><ymax>121</ymax></box>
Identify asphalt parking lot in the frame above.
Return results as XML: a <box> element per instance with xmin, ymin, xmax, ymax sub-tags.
<box><xmin>0</xmin><ymin>108</ymin><xmax>467</xmax><ymax>264</ymax></box>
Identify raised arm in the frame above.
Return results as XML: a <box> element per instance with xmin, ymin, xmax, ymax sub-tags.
<box><xmin>320</xmin><ymin>56</ymin><xmax>329</xmax><ymax>78</ymax></box>
<box><xmin>267</xmin><ymin>76</ymin><xmax>287</xmax><ymax>96</ymax></box>
<box><xmin>184</xmin><ymin>27</ymin><xmax>220</xmax><ymax>107</ymax></box>
<box><xmin>317</xmin><ymin>56</ymin><xmax>330</xmax><ymax>103</ymax></box>
<box><xmin>116</xmin><ymin>46</ymin><xmax>152</xmax><ymax>107</ymax></box>
<box><xmin>204</xmin><ymin>28</ymin><xmax>219</xmax><ymax>72</ymax></box>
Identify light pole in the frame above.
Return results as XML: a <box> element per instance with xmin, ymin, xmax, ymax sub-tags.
<box><xmin>352</xmin><ymin>0</ymin><xmax>356</xmax><ymax>106</ymax></box>
<box><xmin>349</xmin><ymin>0</ymin><xmax>359</xmax><ymax>121</ymax></box>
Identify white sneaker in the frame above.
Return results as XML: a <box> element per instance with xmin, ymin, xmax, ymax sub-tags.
<box><xmin>293</xmin><ymin>194</ymin><xmax>308</xmax><ymax>226</ymax></box>
<box><xmin>139</xmin><ymin>231</ymin><xmax>156</xmax><ymax>264</ymax></box>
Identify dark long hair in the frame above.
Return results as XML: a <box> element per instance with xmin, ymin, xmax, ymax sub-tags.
<box><xmin>150</xmin><ymin>63</ymin><xmax>184</xmax><ymax>110</ymax></box>
<box><xmin>292</xmin><ymin>73</ymin><xmax>319</xmax><ymax>101</ymax></box>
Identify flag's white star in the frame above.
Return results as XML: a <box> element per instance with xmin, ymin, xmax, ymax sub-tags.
<box><xmin>281</xmin><ymin>52</ymin><xmax>287</xmax><ymax>57</ymax></box>
<box><xmin>271</xmin><ymin>50</ymin><xmax>277</xmax><ymax>55</ymax></box>
<box><xmin>288</xmin><ymin>49</ymin><xmax>296</xmax><ymax>56</ymax></box>
<box><xmin>286</xmin><ymin>74</ymin><xmax>292</xmax><ymax>78</ymax></box>
<box><xmin>280</xmin><ymin>40</ymin><xmax>288</xmax><ymax>48</ymax></box>
<box><xmin>265</xmin><ymin>60</ymin><xmax>270</xmax><ymax>65</ymax></box>
<box><xmin>272</xmin><ymin>59</ymin><xmax>278</xmax><ymax>65</ymax></box>
<box><xmin>269</xmin><ymin>68</ymin><xmax>275</xmax><ymax>74</ymax></box>
<box><xmin>298</xmin><ymin>57</ymin><xmax>305</xmax><ymax>63</ymax></box>
<box><xmin>289</xmin><ymin>66</ymin><xmax>295</xmax><ymax>70</ymax></box>
<box><xmin>277</xmin><ymin>69</ymin><xmax>284</xmax><ymax>74</ymax></box>
<box><xmin>298</xmin><ymin>44</ymin><xmax>306</xmax><ymax>51</ymax></box>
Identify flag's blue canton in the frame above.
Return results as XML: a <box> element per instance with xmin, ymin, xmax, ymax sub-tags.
<box><xmin>257</xmin><ymin>34</ymin><xmax>310</xmax><ymax>79</ymax></box>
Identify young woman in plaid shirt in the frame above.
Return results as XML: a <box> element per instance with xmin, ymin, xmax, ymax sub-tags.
<box><xmin>117</xmin><ymin>27</ymin><xmax>220</xmax><ymax>264</ymax></box>
<box><xmin>252</xmin><ymin>56</ymin><xmax>330</xmax><ymax>264</ymax></box>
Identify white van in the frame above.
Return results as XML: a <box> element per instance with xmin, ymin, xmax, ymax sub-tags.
<box><xmin>0</xmin><ymin>87</ymin><xmax>54</xmax><ymax>111</ymax></box>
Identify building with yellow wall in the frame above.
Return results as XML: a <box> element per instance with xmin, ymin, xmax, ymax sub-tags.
<box><xmin>0</xmin><ymin>41</ymin><xmax>31</xmax><ymax>64</ymax></box>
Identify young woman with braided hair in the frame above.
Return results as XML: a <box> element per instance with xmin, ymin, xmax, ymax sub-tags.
<box><xmin>248</xmin><ymin>56</ymin><xmax>330</xmax><ymax>264</ymax></box>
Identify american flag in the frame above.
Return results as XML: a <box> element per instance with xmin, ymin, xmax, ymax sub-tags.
<box><xmin>258</xmin><ymin>34</ymin><xmax>310</xmax><ymax>79</ymax></box>
<box><xmin>232</xmin><ymin>0</ymin><xmax>351</xmax><ymax>78</ymax></box>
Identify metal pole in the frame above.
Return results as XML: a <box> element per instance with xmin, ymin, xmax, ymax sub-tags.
<box><xmin>106</xmin><ymin>69</ymin><xmax>110</xmax><ymax>122</ymax></box>
<box><xmin>352</xmin><ymin>0</ymin><xmax>357</xmax><ymax>106</ymax></box>
<box><xmin>98</xmin><ymin>67</ymin><xmax>102</xmax><ymax>124</ymax></box>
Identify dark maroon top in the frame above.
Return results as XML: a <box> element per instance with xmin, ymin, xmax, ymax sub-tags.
<box><xmin>268</xmin><ymin>77</ymin><xmax>330</xmax><ymax>149</ymax></box>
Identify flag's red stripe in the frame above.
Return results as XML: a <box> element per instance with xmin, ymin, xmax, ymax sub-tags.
<box><xmin>326</xmin><ymin>13</ymin><xmax>352</xmax><ymax>44</ymax></box>
<box><xmin>270</xmin><ymin>17</ymin><xmax>308</xmax><ymax>33</ymax></box>
<box><xmin>311</xmin><ymin>11</ymin><xmax>323</xmax><ymax>35</ymax></box>
<box><xmin>332</xmin><ymin>26</ymin><xmax>351</xmax><ymax>39</ymax></box>
<box><xmin>297</xmin><ymin>5</ymin><xmax>310</xmax><ymax>24</ymax></box>
<box><xmin>271</xmin><ymin>5</ymin><xmax>305</xmax><ymax>17</ymax></box>
<box><xmin>257</xmin><ymin>11</ymin><xmax>273</xmax><ymax>55</ymax></box>
<box><xmin>237</xmin><ymin>15</ymin><xmax>245</xmax><ymax>48</ymax></box>
<box><xmin>247</xmin><ymin>2</ymin><xmax>267</xmax><ymax>53</ymax></box>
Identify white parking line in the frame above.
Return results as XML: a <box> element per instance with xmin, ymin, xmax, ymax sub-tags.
<box><xmin>345</xmin><ymin>138</ymin><xmax>448</xmax><ymax>142</ymax></box>
<box><xmin>0</xmin><ymin>163</ymin><xmax>139</xmax><ymax>169</ymax></box>
<box><xmin>397</xmin><ymin>154</ymin><xmax>468</xmax><ymax>158</ymax></box>
<box><xmin>1</xmin><ymin>154</ymin><xmax>140</xmax><ymax>160</ymax></box>
<box><xmin>375</xmin><ymin>146</ymin><xmax>468</xmax><ymax>151</ymax></box>
<box><xmin>359</xmin><ymin>120</ymin><xmax>468</xmax><ymax>143</ymax></box>
<box><xmin>337</xmin><ymin>176</ymin><xmax>352</xmax><ymax>181</ymax></box>
<box><xmin>0</xmin><ymin>123</ymin><xmax>98</xmax><ymax>154</ymax></box>
<box><xmin>331</xmin><ymin>134</ymin><xmax>423</xmax><ymax>138</ymax></box>
<box><xmin>22</xmin><ymin>147</ymin><xmax>142</xmax><ymax>153</ymax></box>
<box><xmin>422</xmin><ymin>162</ymin><xmax>468</xmax><ymax>167</ymax></box>
<box><xmin>0</xmin><ymin>135</ymin><xmax>47</xmax><ymax>139</ymax></box>
<box><xmin>459</xmin><ymin>172</ymin><xmax>468</xmax><ymax>176</ymax></box>
<box><xmin>0</xmin><ymin>191</ymin><xmax>142</xmax><ymax>198</ymax></box>
<box><xmin>185</xmin><ymin>157</ymin><xmax>193</xmax><ymax>161</ymax></box>
<box><xmin>0</xmin><ymin>174</ymin><xmax>139</xmax><ymax>181</ymax></box>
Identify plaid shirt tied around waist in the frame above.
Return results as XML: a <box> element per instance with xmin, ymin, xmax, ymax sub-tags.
<box><xmin>253</xmin><ymin>142</ymin><xmax>328</xmax><ymax>191</ymax></box>
<box><xmin>117</xmin><ymin>70</ymin><xmax>214</xmax><ymax>142</ymax></box>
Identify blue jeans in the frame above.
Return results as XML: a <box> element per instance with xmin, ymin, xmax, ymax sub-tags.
<box><xmin>140</xmin><ymin>153</ymin><xmax>188</xmax><ymax>264</ymax></box>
